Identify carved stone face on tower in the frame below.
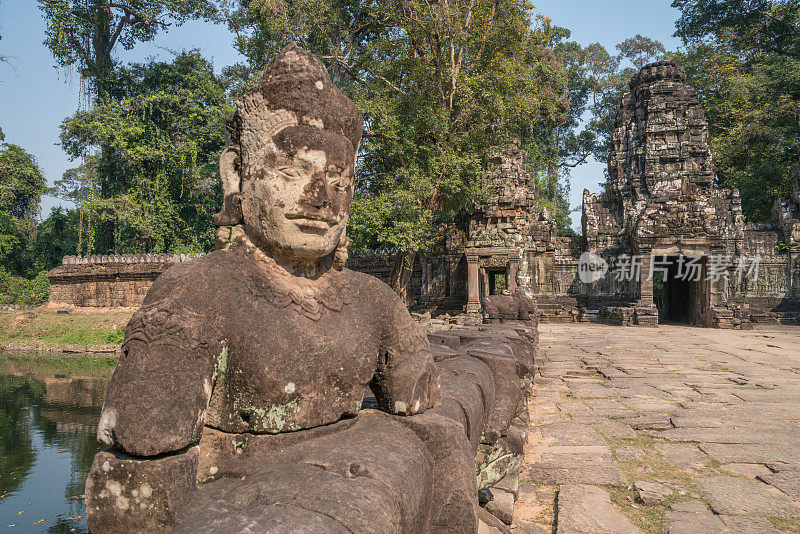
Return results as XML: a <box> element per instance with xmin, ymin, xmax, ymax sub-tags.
<box><xmin>220</xmin><ymin>43</ymin><xmax>363</xmax><ymax>260</ymax></box>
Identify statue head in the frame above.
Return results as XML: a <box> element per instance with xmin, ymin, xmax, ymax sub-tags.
<box><xmin>217</xmin><ymin>44</ymin><xmax>363</xmax><ymax>262</ymax></box>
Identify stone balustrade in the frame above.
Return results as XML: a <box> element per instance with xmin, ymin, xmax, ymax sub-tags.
<box><xmin>60</xmin><ymin>253</ymin><xmax>205</xmax><ymax>265</ymax></box>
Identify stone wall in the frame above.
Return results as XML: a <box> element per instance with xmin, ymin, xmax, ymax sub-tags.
<box><xmin>47</xmin><ymin>254</ymin><xmax>203</xmax><ymax>307</ymax></box>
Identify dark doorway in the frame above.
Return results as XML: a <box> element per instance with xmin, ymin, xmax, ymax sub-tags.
<box><xmin>487</xmin><ymin>269</ymin><xmax>508</xmax><ymax>295</ymax></box>
<box><xmin>653</xmin><ymin>256</ymin><xmax>708</xmax><ymax>325</ymax></box>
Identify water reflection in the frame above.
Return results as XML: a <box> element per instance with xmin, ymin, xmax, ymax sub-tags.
<box><xmin>0</xmin><ymin>355</ymin><xmax>113</xmax><ymax>533</ymax></box>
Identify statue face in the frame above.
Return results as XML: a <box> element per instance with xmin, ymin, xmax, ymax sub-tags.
<box><xmin>240</xmin><ymin>125</ymin><xmax>354</xmax><ymax>260</ymax></box>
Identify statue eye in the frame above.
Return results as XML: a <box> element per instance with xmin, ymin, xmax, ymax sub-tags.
<box><xmin>327</xmin><ymin>170</ymin><xmax>347</xmax><ymax>191</ymax></box>
<box><xmin>277</xmin><ymin>166</ymin><xmax>301</xmax><ymax>180</ymax></box>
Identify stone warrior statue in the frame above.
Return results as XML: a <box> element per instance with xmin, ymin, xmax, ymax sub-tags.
<box><xmin>87</xmin><ymin>44</ymin><xmax>442</xmax><ymax>530</ymax></box>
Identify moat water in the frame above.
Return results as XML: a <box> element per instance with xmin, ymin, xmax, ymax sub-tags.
<box><xmin>0</xmin><ymin>354</ymin><xmax>113</xmax><ymax>533</ymax></box>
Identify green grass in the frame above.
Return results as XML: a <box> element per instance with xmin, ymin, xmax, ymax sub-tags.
<box><xmin>0</xmin><ymin>308</ymin><xmax>131</xmax><ymax>348</ymax></box>
<box><xmin>0</xmin><ymin>352</ymin><xmax>118</xmax><ymax>377</ymax></box>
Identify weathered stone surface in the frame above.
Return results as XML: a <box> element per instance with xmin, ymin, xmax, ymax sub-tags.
<box><xmin>633</xmin><ymin>481</ymin><xmax>672</xmax><ymax>505</ymax></box>
<box><xmin>614</xmin><ymin>446</ymin><xmax>644</xmax><ymax>461</ymax></box>
<box><xmin>697</xmin><ymin>476</ymin><xmax>800</xmax><ymax>517</ymax></box>
<box><xmin>555</xmin><ymin>484</ymin><xmax>640</xmax><ymax>534</ymax></box>
<box><xmin>85</xmin><ymin>446</ymin><xmax>199</xmax><ymax>533</ymax></box>
<box><xmin>461</xmin><ymin>339</ymin><xmax>522</xmax><ymax>443</ymax></box>
<box><xmin>759</xmin><ymin>466</ymin><xmax>800</xmax><ymax>499</ymax></box>
<box><xmin>666</xmin><ymin>507</ymin><xmax>726</xmax><ymax>534</ymax></box>
<box><xmin>722</xmin><ymin>463</ymin><xmax>772</xmax><ymax>479</ymax></box>
<box><xmin>478</xmin><ymin>506</ymin><xmax>512</xmax><ymax>534</ymax></box>
<box><xmin>484</xmin><ymin>487</ymin><xmax>515</xmax><ymax>525</ymax></box>
<box><xmin>655</xmin><ymin>443</ymin><xmax>707</xmax><ymax>467</ymax></box>
<box><xmin>525</xmin><ymin>454</ymin><xmax>625</xmax><ymax>487</ymax></box>
<box><xmin>719</xmin><ymin>515</ymin><xmax>780</xmax><ymax>533</ymax></box>
<box><xmin>537</xmin><ymin>421</ymin><xmax>606</xmax><ymax>446</ymax></box>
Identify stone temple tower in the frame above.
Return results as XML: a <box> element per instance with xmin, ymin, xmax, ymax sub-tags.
<box><xmin>583</xmin><ymin>61</ymin><xmax>745</xmax><ymax>327</ymax></box>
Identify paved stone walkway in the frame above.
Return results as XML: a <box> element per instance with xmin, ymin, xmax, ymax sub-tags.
<box><xmin>513</xmin><ymin>323</ymin><xmax>800</xmax><ymax>534</ymax></box>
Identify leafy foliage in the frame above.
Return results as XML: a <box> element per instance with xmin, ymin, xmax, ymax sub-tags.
<box><xmin>0</xmin><ymin>144</ymin><xmax>47</xmax><ymax>221</ymax></box>
<box><xmin>0</xmin><ymin>270</ymin><xmax>50</xmax><ymax>306</ymax></box>
<box><xmin>0</xmin><ymin>144</ymin><xmax>48</xmax><ymax>277</ymax></box>
<box><xmin>59</xmin><ymin>51</ymin><xmax>233</xmax><ymax>253</ymax></box>
<box><xmin>39</xmin><ymin>0</ymin><xmax>216</xmax><ymax>96</ymax></box>
<box><xmin>672</xmin><ymin>0</ymin><xmax>800</xmax><ymax>220</ymax></box>
<box><xmin>223</xmin><ymin>0</ymin><xmax>569</xmax><ymax>252</ymax></box>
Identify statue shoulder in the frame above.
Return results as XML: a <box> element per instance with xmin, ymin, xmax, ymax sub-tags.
<box><xmin>142</xmin><ymin>250</ymin><xmax>244</xmax><ymax>308</ymax></box>
<box><xmin>339</xmin><ymin>268</ymin><xmax>402</xmax><ymax>303</ymax></box>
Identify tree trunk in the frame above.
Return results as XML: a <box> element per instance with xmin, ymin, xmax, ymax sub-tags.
<box><xmin>92</xmin><ymin>1</ymin><xmax>114</xmax><ymax>98</ymax></box>
<box><xmin>548</xmin><ymin>162</ymin><xmax>558</xmax><ymax>203</ymax></box>
<box><xmin>388</xmin><ymin>251</ymin><xmax>417</xmax><ymax>303</ymax></box>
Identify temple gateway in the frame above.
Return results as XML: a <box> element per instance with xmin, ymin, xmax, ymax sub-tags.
<box><xmin>348</xmin><ymin>61</ymin><xmax>800</xmax><ymax>327</ymax></box>
<box><xmin>48</xmin><ymin>61</ymin><xmax>800</xmax><ymax>327</ymax></box>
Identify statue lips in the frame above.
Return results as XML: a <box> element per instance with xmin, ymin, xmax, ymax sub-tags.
<box><xmin>285</xmin><ymin>212</ymin><xmax>337</xmax><ymax>233</ymax></box>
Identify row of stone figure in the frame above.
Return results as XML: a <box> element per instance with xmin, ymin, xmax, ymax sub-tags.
<box><xmin>61</xmin><ymin>254</ymin><xmax>205</xmax><ymax>265</ymax></box>
<box><xmin>85</xmin><ymin>317</ymin><xmax>537</xmax><ymax>533</ymax></box>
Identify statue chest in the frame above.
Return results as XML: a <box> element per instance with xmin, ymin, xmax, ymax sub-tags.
<box><xmin>204</xmin><ymin>297</ymin><xmax>382</xmax><ymax>434</ymax></box>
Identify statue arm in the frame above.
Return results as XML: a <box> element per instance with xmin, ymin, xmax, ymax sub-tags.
<box><xmin>370</xmin><ymin>286</ymin><xmax>441</xmax><ymax>415</ymax></box>
<box><xmin>97</xmin><ymin>297</ymin><xmax>222</xmax><ymax>457</ymax></box>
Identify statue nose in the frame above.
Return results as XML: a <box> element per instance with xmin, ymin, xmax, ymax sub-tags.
<box><xmin>303</xmin><ymin>171</ymin><xmax>331</xmax><ymax>209</ymax></box>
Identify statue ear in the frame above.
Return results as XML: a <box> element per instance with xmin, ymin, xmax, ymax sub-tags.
<box><xmin>214</xmin><ymin>146</ymin><xmax>243</xmax><ymax>227</ymax></box>
<box><xmin>220</xmin><ymin>146</ymin><xmax>240</xmax><ymax>196</ymax></box>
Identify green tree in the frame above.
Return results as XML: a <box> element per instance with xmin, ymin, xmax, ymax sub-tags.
<box><xmin>0</xmin><ymin>144</ymin><xmax>47</xmax><ymax>221</ymax></box>
<box><xmin>673</xmin><ymin>0</ymin><xmax>799</xmax><ymax>58</ymax></box>
<box><xmin>53</xmin><ymin>157</ymin><xmax>98</xmax><ymax>255</ymax></box>
<box><xmin>59</xmin><ymin>51</ymin><xmax>233</xmax><ymax>253</ymax></box>
<box><xmin>583</xmin><ymin>36</ymin><xmax>667</xmax><ymax>165</ymax></box>
<box><xmin>39</xmin><ymin>0</ymin><xmax>216</xmax><ymax>97</ymax></box>
<box><xmin>223</xmin><ymin>0</ymin><xmax>569</xmax><ymax>292</ymax></box>
<box><xmin>0</xmin><ymin>144</ymin><xmax>47</xmax><ymax>276</ymax></box>
<box><xmin>672</xmin><ymin>0</ymin><xmax>800</xmax><ymax>220</ymax></box>
<box><xmin>34</xmin><ymin>207</ymin><xmax>80</xmax><ymax>270</ymax></box>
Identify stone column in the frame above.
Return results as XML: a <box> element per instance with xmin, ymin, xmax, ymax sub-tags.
<box><xmin>508</xmin><ymin>257</ymin><xmax>519</xmax><ymax>292</ymax></box>
<box><xmin>466</xmin><ymin>255</ymin><xmax>480</xmax><ymax>314</ymax></box>
<box><xmin>639</xmin><ymin>253</ymin><xmax>654</xmax><ymax>307</ymax></box>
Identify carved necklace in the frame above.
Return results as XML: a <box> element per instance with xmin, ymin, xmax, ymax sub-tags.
<box><xmin>234</xmin><ymin>232</ymin><xmax>352</xmax><ymax>321</ymax></box>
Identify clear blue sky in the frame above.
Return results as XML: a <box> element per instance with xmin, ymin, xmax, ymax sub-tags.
<box><xmin>0</xmin><ymin>1</ymin><xmax>682</xmax><ymax>229</ymax></box>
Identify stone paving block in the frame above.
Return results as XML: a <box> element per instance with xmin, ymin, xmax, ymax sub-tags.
<box><xmin>670</xmin><ymin>415</ymin><xmax>724</xmax><ymax>428</ymax></box>
<box><xmin>719</xmin><ymin>515</ymin><xmax>780</xmax><ymax>533</ymax></box>
<box><xmin>583</xmin><ymin>398</ymin><xmax>632</xmax><ymax>418</ymax></box>
<box><xmin>633</xmin><ymin>481</ymin><xmax>672</xmax><ymax>505</ymax></box>
<box><xmin>537</xmin><ymin>421</ymin><xmax>606</xmax><ymax>446</ymax></box>
<box><xmin>525</xmin><ymin>454</ymin><xmax>625</xmax><ymax>487</ymax></box>
<box><xmin>721</xmin><ymin>463</ymin><xmax>772</xmax><ymax>479</ymax></box>
<box><xmin>697</xmin><ymin>476</ymin><xmax>800</xmax><ymax>517</ymax></box>
<box><xmin>699</xmin><ymin>443</ymin><xmax>800</xmax><ymax>464</ymax></box>
<box><xmin>759</xmin><ymin>467</ymin><xmax>800</xmax><ymax>500</ymax></box>
<box><xmin>485</xmin><ymin>488</ymin><xmax>515</xmax><ymax>525</ymax></box>
<box><xmin>555</xmin><ymin>484</ymin><xmax>640</xmax><ymax>534</ymax></box>
<box><xmin>665</xmin><ymin>510</ymin><xmax>727</xmax><ymax>533</ymax></box>
<box><xmin>531</xmin><ymin>446</ymin><xmax>610</xmax><ymax>455</ymax></box>
<box><xmin>655</xmin><ymin>443</ymin><xmax>708</xmax><ymax>467</ymax></box>
<box><xmin>569</xmin><ymin>383</ymin><xmax>618</xmax><ymax>399</ymax></box>
<box><xmin>592</xmin><ymin>421</ymin><xmax>636</xmax><ymax>439</ymax></box>
<box><xmin>616</xmin><ymin>413</ymin><xmax>673</xmax><ymax>431</ymax></box>
<box><xmin>621</xmin><ymin>397</ymin><xmax>677</xmax><ymax>412</ymax></box>
<box><xmin>614</xmin><ymin>446</ymin><xmax>644</xmax><ymax>461</ymax></box>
